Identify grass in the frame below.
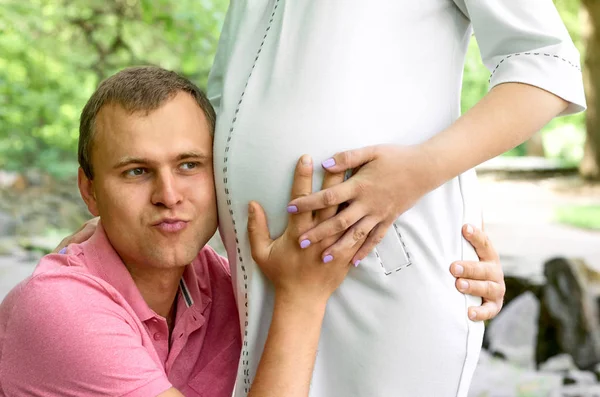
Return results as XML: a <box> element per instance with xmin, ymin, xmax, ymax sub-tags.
<box><xmin>555</xmin><ymin>205</ymin><xmax>600</xmax><ymax>230</ymax></box>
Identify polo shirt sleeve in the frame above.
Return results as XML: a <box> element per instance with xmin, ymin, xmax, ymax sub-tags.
<box><xmin>0</xmin><ymin>269</ymin><xmax>172</xmax><ymax>397</ymax></box>
<box><xmin>453</xmin><ymin>0</ymin><xmax>586</xmax><ymax>116</ymax></box>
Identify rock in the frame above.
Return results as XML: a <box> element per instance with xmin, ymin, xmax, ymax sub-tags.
<box><xmin>468</xmin><ymin>350</ymin><xmax>563</xmax><ymax>397</ymax></box>
<box><xmin>536</xmin><ymin>257</ymin><xmax>600</xmax><ymax>371</ymax></box>
<box><xmin>563</xmin><ymin>369</ymin><xmax>598</xmax><ymax>385</ymax></box>
<box><xmin>0</xmin><ymin>211</ymin><xmax>17</xmax><ymax>237</ymax></box>
<box><xmin>498</xmin><ymin>255</ymin><xmax>545</xmax><ymax>309</ymax></box>
<box><xmin>485</xmin><ymin>291</ymin><xmax>540</xmax><ymax>369</ymax></box>
<box><xmin>552</xmin><ymin>384</ymin><xmax>600</xmax><ymax>396</ymax></box>
<box><xmin>540</xmin><ymin>354</ymin><xmax>577</xmax><ymax>373</ymax></box>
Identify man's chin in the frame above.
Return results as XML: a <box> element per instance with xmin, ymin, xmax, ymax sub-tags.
<box><xmin>146</xmin><ymin>246</ymin><xmax>201</xmax><ymax>268</ymax></box>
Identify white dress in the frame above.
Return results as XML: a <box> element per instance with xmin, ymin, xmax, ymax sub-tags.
<box><xmin>207</xmin><ymin>1</ymin><xmax>585</xmax><ymax>396</ymax></box>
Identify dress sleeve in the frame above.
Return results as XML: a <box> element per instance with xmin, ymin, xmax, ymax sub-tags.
<box><xmin>0</xmin><ymin>271</ymin><xmax>173</xmax><ymax>397</ymax></box>
<box><xmin>453</xmin><ymin>0</ymin><xmax>586</xmax><ymax>115</ymax></box>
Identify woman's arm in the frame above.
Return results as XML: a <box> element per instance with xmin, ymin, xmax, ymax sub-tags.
<box><xmin>420</xmin><ymin>82</ymin><xmax>568</xmax><ymax>189</ymax></box>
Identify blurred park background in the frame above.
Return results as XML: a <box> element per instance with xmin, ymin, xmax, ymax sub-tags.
<box><xmin>1</xmin><ymin>0</ymin><xmax>600</xmax><ymax>396</ymax></box>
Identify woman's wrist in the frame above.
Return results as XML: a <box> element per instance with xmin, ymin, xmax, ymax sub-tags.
<box><xmin>274</xmin><ymin>288</ymin><xmax>329</xmax><ymax>319</ymax></box>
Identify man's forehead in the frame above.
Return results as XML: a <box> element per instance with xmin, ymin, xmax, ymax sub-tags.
<box><xmin>92</xmin><ymin>100</ymin><xmax>213</xmax><ymax>169</ymax></box>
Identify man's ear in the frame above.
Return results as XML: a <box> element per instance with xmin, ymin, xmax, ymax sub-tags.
<box><xmin>78</xmin><ymin>167</ymin><xmax>99</xmax><ymax>216</ymax></box>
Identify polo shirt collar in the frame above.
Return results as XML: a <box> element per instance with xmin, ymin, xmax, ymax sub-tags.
<box><xmin>80</xmin><ymin>222</ymin><xmax>206</xmax><ymax>322</ymax></box>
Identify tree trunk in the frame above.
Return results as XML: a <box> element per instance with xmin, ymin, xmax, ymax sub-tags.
<box><xmin>580</xmin><ymin>2</ymin><xmax>600</xmax><ymax>180</ymax></box>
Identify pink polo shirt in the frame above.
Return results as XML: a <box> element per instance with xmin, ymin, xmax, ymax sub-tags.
<box><xmin>0</xmin><ymin>225</ymin><xmax>241</xmax><ymax>397</ymax></box>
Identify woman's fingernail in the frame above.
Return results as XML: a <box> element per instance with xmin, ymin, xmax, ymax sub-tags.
<box><xmin>459</xmin><ymin>280</ymin><xmax>469</xmax><ymax>290</ymax></box>
<box><xmin>454</xmin><ymin>264</ymin><xmax>464</xmax><ymax>276</ymax></box>
<box><xmin>466</xmin><ymin>224</ymin><xmax>474</xmax><ymax>235</ymax></box>
<box><xmin>469</xmin><ymin>311</ymin><xmax>477</xmax><ymax>320</ymax></box>
<box><xmin>323</xmin><ymin>254</ymin><xmax>334</xmax><ymax>263</ymax></box>
<box><xmin>322</xmin><ymin>158</ymin><xmax>336</xmax><ymax>168</ymax></box>
<box><xmin>300</xmin><ymin>239</ymin><xmax>311</xmax><ymax>249</ymax></box>
<box><xmin>58</xmin><ymin>247</ymin><xmax>67</xmax><ymax>254</ymax></box>
<box><xmin>353</xmin><ymin>259</ymin><xmax>360</xmax><ymax>267</ymax></box>
<box><xmin>301</xmin><ymin>155</ymin><xmax>312</xmax><ymax>165</ymax></box>
<box><xmin>287</xmin><ymin>205</ymin><xmax>298</xmax><ymax>213</ymax></box>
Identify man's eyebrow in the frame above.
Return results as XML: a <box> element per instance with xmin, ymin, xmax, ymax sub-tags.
<box><xmin>112</xmin><ymin>152</ymin><xmax>211</xmax><ymax>170</ymax></box>
<box><xmin>176</xmin><ymin>151</ymin><xmax>212</xmax><ymax>161</ymax></box>
<box><xmin>113</xmin><ymin>157</ymin><xmax>151</xmax><ymax>169</ymax></box>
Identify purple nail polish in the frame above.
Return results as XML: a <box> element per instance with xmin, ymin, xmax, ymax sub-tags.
<box><xmin>322</xmin><ymin>158</ymin><xmax>336</xmax><ymax>168</ymax></box>
<box><xmin>58</xmin><ymin>247</ymin><xmax>67</xmax><ymax>254</ymax></box>
<box><xmin>353</xmin><ymin>259</ymin><xmax>360</xmax><ymax>267</ymax></box>
<box><xmin>300</xmin><ymin>239</ymin><xmax>311</xmax><ymax>249</ymax></box>
<box><xmin>323</xmin><ymin>254</ymin><xmax>334</xmax><ymax>263</ymax></box>
<box><xmin>287</xmin><ymin>205</ymin><xmax>298</xmax><ymax>213</ymax></box>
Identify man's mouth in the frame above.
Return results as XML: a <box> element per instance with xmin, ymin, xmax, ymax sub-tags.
<box><xmin>152</xmin><ymin>218</ymin><xmax>189</xmax><ymax>233</ymax></box>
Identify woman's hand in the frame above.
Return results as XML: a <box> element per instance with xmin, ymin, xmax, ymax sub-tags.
<box><xmin>246</xmin><ymin>155</ymin><xmax>362</xmax><ymax>397</ymax></box>
<box><xmin>248</xmin><ymin>154</ymin><xmax>362</xmax><ymax>305</ymax></box>
<box><xmin>52</xmin><ymin>217</ymin><xmax>100</xmax><ymax>253</ymax></box>
<box><xmin>450</xmin><ymin>224</ymin><xmax>505</xmax><ymax>322</ymax></box>
<box><xmin>286</xmin><ymin>144</ymin><xmax>437</xmax><ymax>265</ymax></box>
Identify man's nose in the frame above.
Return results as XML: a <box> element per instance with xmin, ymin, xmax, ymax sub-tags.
<box><xmin>151</xmin><ymin>171</ymin><xmax>183</xmax><ymax>208</ymax></box>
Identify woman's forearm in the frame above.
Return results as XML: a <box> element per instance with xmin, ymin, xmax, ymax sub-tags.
<box><xmin>420</xmin><ymin>82</ymin><xmax>569</xmax><ymax>188</ymax></box>
<box><xmin>248</xmin><ymin>293</ymin><xmax>327</xmax><ymax>397</ymax></box>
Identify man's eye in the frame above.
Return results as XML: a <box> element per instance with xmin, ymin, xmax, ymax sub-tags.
<box><xmin>180</xmin><ymin>162</ymin><xmax>199</xmax><ymax>170</ymax></box>
<box><xmin>125</xmin><ymin>168</ymin><xmax>147</xmax><ymax>177</ymax></box>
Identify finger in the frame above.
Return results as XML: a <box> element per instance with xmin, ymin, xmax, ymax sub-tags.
<box><xmin>298</xmin><ymin>205</ymin><xmax>364</xmax><ymax>247</ymax></box>
<box><xmin>52</xmin><ymin>238</ymin><xmax>70</xmax><ymax>254</ymax></box>
<box><xmin>287</xmin><ymin>155</ymin><xmax>314</xmax><ymax>234</ymax></box>
<box><xmin>450</xmin><ymin>260</ymin><xmax>500</xmax><ymax>282</ymax></box>
<box><xmin>77</xmin><ymin>223</ymin><xmax>97</xmax><ymax>242</ymax></box>
<box><xmin>455</xmin><ymin>278</ymin><xmax>504</xmax><ymax>303</ymax></box>
<box><xmin>320</xmin><ymin>146</ymin><xmax>378</xmax><ymax>173</ymax></box>
<box><xmin>247</xmin><ymin>201</ymin><xmax>273</xmax><ymax>264</ymax></box>
<box><xmin>350</xmin><ymin>222</ymin><xmax>389</xmax><ymax>266</ymax></box>
<box><xmin>463</xmin><ymin>224</ymin><xmax>499</xmax><ymax>262</ymax></box>
<box><xmin>468</xmin><ymin>301</ymin><xmax>501</xmax><ymax>322</ymax></box>
<box><xmin>288</xmin><ymin>180</ymin><xmax>357</xmax><ymax>213</ymax></box>
<box><xmin>321</xmin><ymin>216</ymin><xmax>378</xmax><ymax>264</ymax></box>
<box><xmin>316</xmin><ymin>170</ymin><xmax>346</xmax><ymax>223</ymax></box>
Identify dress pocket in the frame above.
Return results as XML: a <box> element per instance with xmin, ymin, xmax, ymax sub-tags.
<box><xmin>373</xmin><ymin>222</ymin><xmax>413</xmax><ymax>275</ymax></box>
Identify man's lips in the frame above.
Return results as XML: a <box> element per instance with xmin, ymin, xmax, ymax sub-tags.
<box><xmin>152</xmin><ymin>218</ymin><xmax>189</xmax><ymax>233</ymax></box>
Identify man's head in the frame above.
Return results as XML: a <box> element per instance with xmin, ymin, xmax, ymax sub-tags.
<box><xmin>78</xmin><ymin>66</ymin><xmax>217</xmax><ymax>270</ymax></box>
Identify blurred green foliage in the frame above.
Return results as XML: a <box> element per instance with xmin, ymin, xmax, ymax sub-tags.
<box><xmin>0</xmin><ymin>0</ymin><xmax>227</xmax><ymax>178</ymax></box>
<box><xmin>555</xmin><ymin>204</ymin><xmax>600</xmax><ymax>230</ymax></box>
<box><xmin>0</xmin><ymin>0</ymin><xmax>586</xmax><ymax>179</ymax></box>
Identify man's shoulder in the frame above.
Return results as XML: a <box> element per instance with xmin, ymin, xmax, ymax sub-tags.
<box><xmin>1</xmin><ymin>252</ymin><xmax>128</xmax><ymax>333</ymax></box>
<box><xmin>5</xmin><ymin>255</ymin><xmax>119</xmax><ymax>316</ymax></box>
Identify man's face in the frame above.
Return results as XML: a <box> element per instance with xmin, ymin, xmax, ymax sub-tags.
<box><xmin>79</xmin><ymin>92</ymin><xmax>217</xmax><ymax>270</ymax></box>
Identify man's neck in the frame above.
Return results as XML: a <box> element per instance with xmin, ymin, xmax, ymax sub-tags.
<box><xmin>127</xmin><ymin>265</ymin><xmax>186</xmax><ymax>321</ymax></box>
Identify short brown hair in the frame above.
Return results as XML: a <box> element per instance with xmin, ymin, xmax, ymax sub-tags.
<box><xmin>78</xmin><ymin>66</ymin><xmax>216</xmax><ymax>180</ymax></box>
